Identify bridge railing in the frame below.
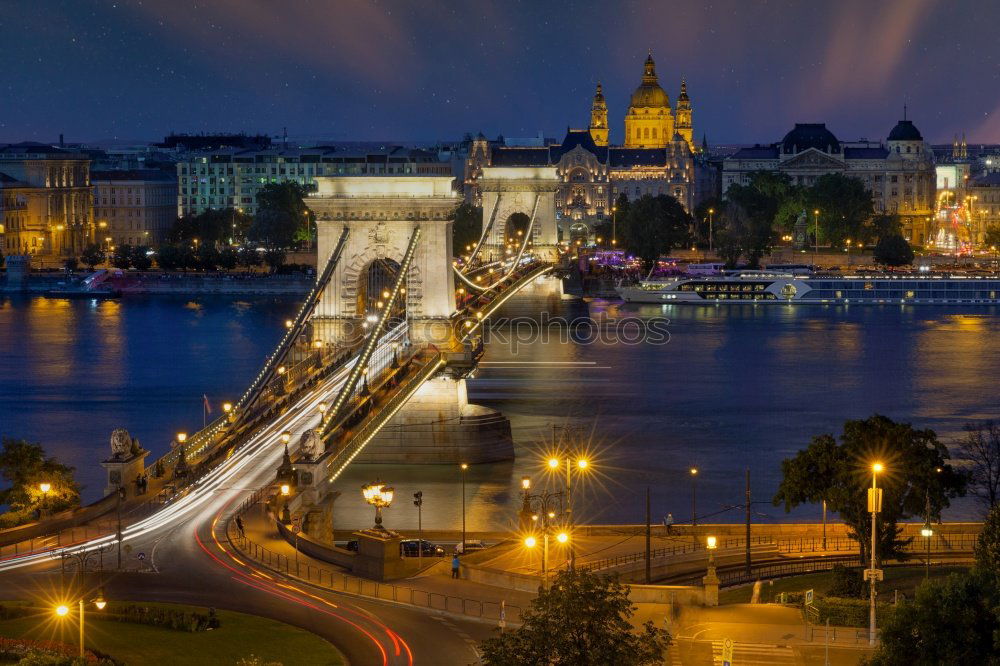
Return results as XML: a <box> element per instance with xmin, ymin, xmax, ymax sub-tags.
<box><xmin>226</xmin><ymin>491</ymin><xmax>522</xmax><ymax>625</ymax></box>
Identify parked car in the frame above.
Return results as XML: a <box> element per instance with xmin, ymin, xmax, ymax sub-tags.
<box><xmin>400</xmin><ymin>539</ymin><xmax>445</xmax><ymax>557</ymax></box>
<box><xmin>344</xmin><ymin>540</ymin><xmax>359</xmax><ymax>552</ymax></box>
<box><xmin>453</xmin><ymin>540</ymin><xmax>489</xmax><ymax>555</ymax></box>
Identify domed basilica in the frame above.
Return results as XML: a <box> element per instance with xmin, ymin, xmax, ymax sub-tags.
<box><xmin>463</xmin><ymin>53</ymin><xmax>713</xmax><ymax>241</ymax></box>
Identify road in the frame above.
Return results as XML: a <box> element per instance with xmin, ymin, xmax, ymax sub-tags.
<box><xmin>0</xmin><ymin>327</ymin><xmax>492</xmax><ymax>664</ymax></box>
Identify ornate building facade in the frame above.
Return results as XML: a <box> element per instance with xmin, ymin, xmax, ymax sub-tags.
<box><xmin>723</xmin><ymin>119</ymin><xmax>937</xmax><ymax>245</ymax></box>
<box><xmin>0</xmin><ymin>143</ymin><xmax>94</xmax><ymax>258</ymax></box>
<box><xmin>463</xmin><ymin>53</ymin><xmax>708</xmax><ymax>240</ymax></box>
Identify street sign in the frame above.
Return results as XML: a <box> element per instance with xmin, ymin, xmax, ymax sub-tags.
<box><xmin>722</xmin><ymin>637</ymin><xmax>734</xmax><ymax>665</ymax></box>
<box><xmin>863</xmin><ymin>568</ymin><xmax>884</xmax><ymax>581</ymax></box>
<box><xmin>137</xmin><ymin>552</ymin><xmax>145</xmax><ymax>560</ymax></box>
<box><xmin>499</xmin><ymin>600</ymin><xmax>506</xmax><ymax>630</ymax></box>
<box><xmin>805</xmin><ymin>589</ymin><xmax>814</xmax><ymax>605</ymax></box>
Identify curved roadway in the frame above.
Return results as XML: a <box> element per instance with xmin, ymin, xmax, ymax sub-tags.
<box><xmin>0</xmin><ymin>330</ymin><xmax>493</xmax><ymax>664</ymax></box>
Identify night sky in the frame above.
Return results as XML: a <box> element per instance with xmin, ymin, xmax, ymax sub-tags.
<box><xmin>4</xmin><ymin>0</ymin><xmax>1000</xmax><ymax>146</ymax></box>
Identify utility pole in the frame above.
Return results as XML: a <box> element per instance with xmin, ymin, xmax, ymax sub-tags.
<box><xmin>745</xmin><ymin>468</ymin><xmax>752</xmax><ymax>577</ymax></box>
<box><xmin>413</xmin><ymin>491</ymin><xmax>423</xmax><ymax>570</ymax></box>
<box><xmin>116</xmin><ymin>486</ymin><xmax>125</xmax><ymax>570</ymax></box>
<box><xmin>645</xmin><ymin>486</ymin><xmax>651</xmax><ymax>584</ymax></box>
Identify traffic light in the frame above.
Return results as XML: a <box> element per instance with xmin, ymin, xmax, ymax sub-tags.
<box><xmin>413</xmin><ymin>491</ymin><xmax>423</xmax><ymax>507</ymax></box>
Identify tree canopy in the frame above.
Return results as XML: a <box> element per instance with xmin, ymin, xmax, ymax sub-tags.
<box><xmin>479</xmin><ymin>568</ymin><xmax>670</xmax><ymax>666</ymax></box>
<box><xmin>772</xmin><ymin>414</ymin><xmax>965</xmax><ymax>562</ymax></box>
<box><xmin>867</xmin><ymin>505</ymin><xmax>1000</xmax><ymax>664</ymax></box>
<box><xmin>0</xmin><ymin>438</ymin><xmax>80</xmax><ymax>520</ymax></box>
<box><xmin>169</xmin><ymin>208</ymin><xmax>251</xmax><ymax>245</ymax></box>
<box><xmin>249</xmin><ymin>183</ymin><xmax>311</xmax><ymax>248</ymax></box>
<box><xmin>620</xmin><ymin>194</ymin><xmax>691</xmax><ymax>268</ymax></box>
<box><xmin>451</xmin><ymin>203</ymin><xmax>483</xmax><ymax>255</ymax></box>
<box><xmin>805</xmin><ymin>173</ymin><xmax>875</xmax><ymax>247</ymax></box>
<box><xmin>873</xmin><ymin>233</ymin><xmax>915</xmax><ymax>267</ymax></box>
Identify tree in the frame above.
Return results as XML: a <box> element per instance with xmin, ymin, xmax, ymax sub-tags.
<box><xmin>806</xmin><ymin>173</ymin><xmax>874</xmax><ymax>247</ymax></box>
<box><xmin>169</xmin><ymin>208</ymin><xmax>250</xmax><ymax>245</ymax></box>
<box><xmin>479</xmin><ymin>568</ymin><xmax>670</xmax><ymax>666</ymax></box>
<box><xmin>237</xmin><ymin>247</ymin><xmax>263</xmax><ymax>269</ymax></box>
<box><xmin>865</xmin><ymin>570</ymin><xmax>1000</xmax><ymax>665</ymax></box>
<box><xmin>0</xmin><ymin>438</ymin><xmax>80</xmax><ymax>518</ymax></box>
<box><xmin>130</xmin><ymin>245</ymin><xmax>153</xmax><ymax>271</ymax></box>
<box><xmin>975</xmin><ymin>505</ymin><xmax>1000</xmax><ymax>583</ymax></box>
<box><xmin>80</xmin><ymin>244</ymin><xmax>105</xmax><ymax>270</ymax></box>
<box><xmin>984</xmin><ymin>226</ymin><xmax>1000</xmax><ymax>251</ymax></box>
<box><xmin>264</xmin><ymin>248</ymin><xmax>286</xmax><ymax>271</ymax></box>
<box><xmin>62</xmin><ymin>257</ymin><xmax>78</xmax><ymax>272</ymax></box>
<box><xmin>871</xmin><ymin>214</ymin><xmax>902</xmax><ymax>242</ymax></box>
<box><xmin>249</xmin><ymin>183</ymin><xmax>311</xmax><ymax>248</ymax></box>
<box><xmin>218</xmin><ymin>246</ymin><xmax>238</xmax><ymax>270</ymax></box>
<box><xmin>961</xmin><ymin>422</ymin><xmax>1000</xmax><ymax>513</ymax></box>
<box><xmin>873</xmin><ymin>233</ymin><xmax>914</xmax><ymax>267</ymax></box>
<box><xmin>155</xmin><ymin>244</ymin><xmax>192</xmax><ymax>271</ymax></box>
<box><xmin>196</xmin><ymin>244</ymin><xmax>220</xmax><ymax>271</ymax></box>
<box><xmin>621</xmin><ymin>194</ymin><xmax>691</xmax><ymax>268</ymax></box>
<box><xmin>773</xmin><ymin>415</ymin><xmax>966</xmax><ymax>563</ymax></box>
<box><xmin>451</xmin><ymin>203</ymin><xmax>482</xmax><ymax>255</ymax></box>
<box><xmin>723</xmin><ymin>172</ymin><xmax>792</xmax><ymax>266</ymax></box>
<box><xmin>110</xmin><ymin>245</ymin><xmax>132</xmax><ymax>269</ymax></box>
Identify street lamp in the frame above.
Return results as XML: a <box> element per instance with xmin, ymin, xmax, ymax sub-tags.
<box><xmin>690</xmin><ymin>468</ymin><xmax>699</xmax><ymax>526</ymax></box>
<box><xmin>222</xmin><ymin>402</ymin><xmax>232</xmax><ymax>413</ymax></box>
<box><xmin>361</xmin><ymin>481</ymin><xmax>394</xmax><ymax>530</ymax></box>
<box><xmin>866</xmin><ymin>462</ymin><xmax>884</xmax><ymax>647</ymax></box>
<box><xmin>54</xmin><ymin>594</ymin><xmax>107</xmax><ymax>659</ymax></box>
<box><xmin>39</xmin><ymin>482</ymin><xmax>52</xmax><ymax>517</ymax></box>
<box><xmin>460</xmin><ymin>463</ymin><xmax>469</xmax><ymax>553</ymax></box>
<box><xmin>708</xmin><ymin>208</ymin><xmax>715</xmax><ymax>257</ymax></box>
<box><xmin>813</xmin><ymin>209</ymin><xmax>820</xmax><ymax>267</ymax></box>
<box><xmin>547</xmin><ymin>454</ymin><xmax>590</xmax><ymax>568</ymax></box>
<box><xmin>524</xmin><ymin>530</ymin><xmax>569</xmax><ymax>590</ymax></box>
<box><xmin>176</xmin><ymin>432</ymin><xmax>187</xmax><ymax>444</ymax></box>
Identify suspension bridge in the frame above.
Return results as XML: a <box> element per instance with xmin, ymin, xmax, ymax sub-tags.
<box><xmin>0</xmin><ymin>167</ymin><xmax>564</xmax><ymax>571</ymax></box>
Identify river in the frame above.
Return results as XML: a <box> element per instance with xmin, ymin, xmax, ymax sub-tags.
<box><xmin>1</xmin><ymin>285</ymin><xmax>996</xmax><ymax>531</ymax></box>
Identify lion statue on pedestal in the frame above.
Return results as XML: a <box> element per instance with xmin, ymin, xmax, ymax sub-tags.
<box><xmin>299</xmin><ymin>429</ymin><xmax>321</xmax><ymax>461</ymax></box>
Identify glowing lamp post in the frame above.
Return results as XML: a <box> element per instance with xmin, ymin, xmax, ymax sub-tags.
<box><xmin>362</xmin><ymin>481</ymin><xmax>394</xmax><ymax>530</ymax></box>
<box><xmin>524</xmin><ymin>530</ymin><xmax>569</xmax><ymax>590</ymax></box>
<box><xmin>866</xmin><ymin>462</ymin><xmax>884</xmax><ymax>646</ymax></box>
<box><xmin>39</xmin><ymin>481</ymin><xmax>52</xmax><ymax>517</ymax></box>
<box><xmin>546</xmin><ymin>454</ymin><xmax>591</xmax><ymax>568</ymax></box>
<box><xmin>54</xmin><ymin>593</ymin><xmax>107</xmax><ymax>659</ymax></box>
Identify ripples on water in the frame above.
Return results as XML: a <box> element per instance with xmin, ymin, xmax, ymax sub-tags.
<box><xmin>1</xmin><ymin>284</ymin><xmax>996</xmax><ymax>529</ymax></box>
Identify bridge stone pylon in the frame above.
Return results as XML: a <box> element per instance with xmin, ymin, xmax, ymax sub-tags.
<box><xmin>308</xmin><ymin>175</ymin><xmax>458</xmax><ymax>345</ymax></box>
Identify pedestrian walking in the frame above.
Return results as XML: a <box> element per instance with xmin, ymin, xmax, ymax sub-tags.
<box><xmin>663</xmin><ymin>513</ymin><xmax>674</xmax><ymax>534</ymax></box>
<box><xmin>451</xmin><ymin>554</ymin><xmax>460</xmax><ymax>579</ymax></box>
<box><xmin>236</xmin><ymin>515</ymin><xmax>245</xmax><ymax>538</ymax></box>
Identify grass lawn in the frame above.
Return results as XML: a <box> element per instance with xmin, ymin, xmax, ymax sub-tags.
<box><xmin>719</xmin><ymin>565</ymin><xmax>969</xmax><ymax>605</ymax></box>
<box><xmin>0</xmin><ymin>601</ymin><xmax>345</xmax><ymax>666</ymax></box>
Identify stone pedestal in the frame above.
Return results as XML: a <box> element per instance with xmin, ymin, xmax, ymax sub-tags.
<box><xmin>100</xmin><ymin>450</ymin><xmax>150</xmax><ymax>498</ymax></box>
<box><xmin>702</xmin><ymin>566</ymin><xmax>719</xmax><ymax>607</ymax></box>
<box><xmin>294</xmin><ymin>458</ymin><xmax>324</xmax><ymax>506</ymax></box>
<box><xmin>352</xmin><ymin>528</ymin><xmax>406</xmax><ymax>581</ymax></box>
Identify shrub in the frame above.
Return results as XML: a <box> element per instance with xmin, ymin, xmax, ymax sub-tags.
<box><xmin>101</xmin><ymin>604</ymin><xmax>219</xmax><ymax>632</ymax></box>
<box><xmin>827</xmin><ymin>564</ymin><xmax>864</xmax><ymax>598</ymax></box>
<box><xmin>814</xmin><ymin>596</ymin><xmax>894</xmax><ymax>627</ymax></box>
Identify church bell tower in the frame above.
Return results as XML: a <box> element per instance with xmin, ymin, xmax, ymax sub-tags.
<box><xmin>675</xmin><ymin>78</ymin><xmax>694</xmax><ymax>151</ymax></box>
<box><xmin>589</xmin><ymin>82</ymin><xmax>609</xmax><ymax>146</ymax></box>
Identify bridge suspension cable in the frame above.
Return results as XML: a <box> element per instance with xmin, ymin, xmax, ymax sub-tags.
<box><xmin>319</xmin><ymin>226</ymin><xmax>422</xmax><ymax>442</ymax></box>
<box><xmin>231</xmin><ymin>226</ymin><xmax>350</xmax><ymax>422</ymax></box>
<box><xmin>452</xmin><ymin>193</ymin><xmax>539</xmax><ymax>292</ymax></box>
<box><xmin>461</xmin><ymin>196</ymin><xmax>500</xmax><ymax>270</ymax></box>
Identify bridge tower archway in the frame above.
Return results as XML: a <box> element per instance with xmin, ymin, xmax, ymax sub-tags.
<box><xmin>307</xmin><ymin>176</ymin><xmax>458</xmax><ymax>345</ymax></box>
<box><xmin>478</xmin><ymin>166</ymin><xmax>560</xmax><ymax>262</ymax></box>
